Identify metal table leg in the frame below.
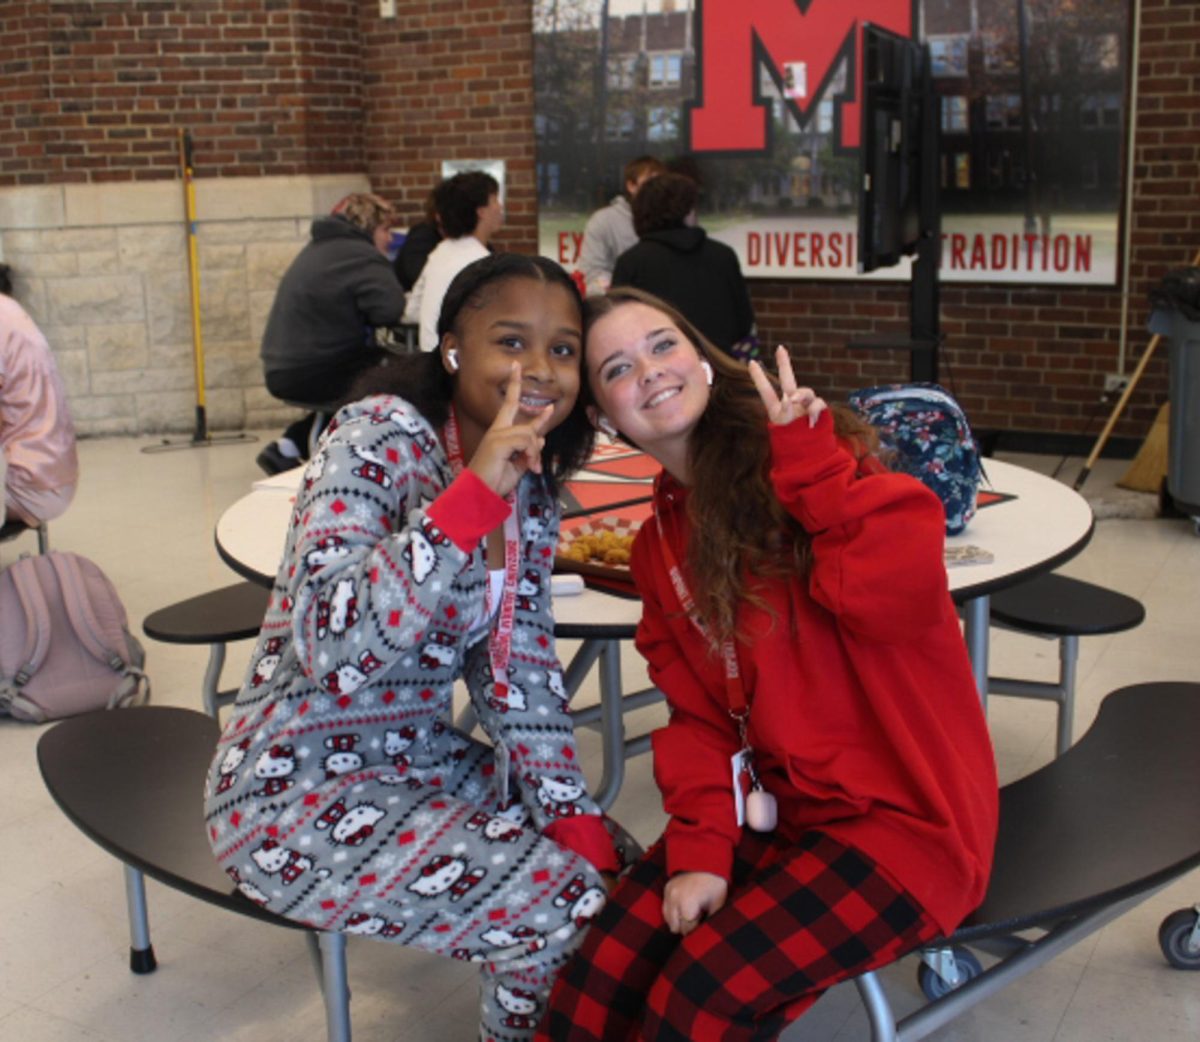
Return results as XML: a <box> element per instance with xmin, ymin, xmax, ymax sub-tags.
<box><xmin>961</xmin><ymin>594</ymin><xmax>990</xmax><ymax>709</ymax></box>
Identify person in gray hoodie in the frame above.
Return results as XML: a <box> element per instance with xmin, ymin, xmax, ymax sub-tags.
<box><xmin>257</xmin><ymin>192</ymin><xmax>406</xmax><ymax>474</ymax></box>
<box><xmin>577</xmin><ymin>155</ymin><xmax>665</xmax><ymax>296</ymax></box>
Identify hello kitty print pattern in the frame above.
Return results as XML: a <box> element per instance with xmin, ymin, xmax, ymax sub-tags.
<box><xmin>203</xmin><ymin>395</ymin><xmax>637</xmax><ymax>1042</ymax></box>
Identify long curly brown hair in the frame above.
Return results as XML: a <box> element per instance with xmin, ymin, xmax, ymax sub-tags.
<box><xmin>582</xmin><ymin>288</ymin><xmax>879</xmax><ymax>643</ymax></box>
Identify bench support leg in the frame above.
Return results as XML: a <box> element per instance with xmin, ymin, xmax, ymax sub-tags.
<box><xmin>315</xmin><ymin>931</ymin><xmax>352</xmax><ymax>1042</ymax></box>
<box><xmin>123</xmin><ymin>864</ymin><xmax>157</xmax><ymax>974</ymax></box>
<box><xmin>202</xmin><ymin>642</ymin><xmax>227</xmax><ymax>720</ymax></box>
<box><xmin>564</xmin><ymin>639</ymin><xmax>665</xmax><ymax>810</ymax></box>
<box><xmin>855</xmin><ymin>971</ymin><xmax>898</xmax><ymax>1042</ymax></box>
<box><xmin>890</xmin><ymin>888</ymin><xmax>1150</xmax><ymax>1041</ymax></box>
<box><xmin>962</xmin><ymin>595</ymin><xmax>990</xmax><ymax>708</ymax></box>
<box><xmin>988</xmin><ymin>633</ymin><xmax>1079</xmax><ymax>758</ymax></box>
<box><xmin>593</xmin><ymin>640</ymin><xmax>626</xmax><ymax>810</ymax></box>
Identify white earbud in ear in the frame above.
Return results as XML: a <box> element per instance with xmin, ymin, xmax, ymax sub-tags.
<box><xmin>597</xmin><ymin>416</ymin><xmax>619</xmax><ymax>439</ymax></box>
<box><xmin>701</xmin><ymin>360</ymin><xmax>714</xmax><ymax>386</ymax></box>
<box><xmin>445</xmin><ymin>349</ymin><xmax>460</xmax><ymax>373</ymax></box>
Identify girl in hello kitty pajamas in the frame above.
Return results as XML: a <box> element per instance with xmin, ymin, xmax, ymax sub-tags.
<box><xmin>205</xmin><ymin>255</ymin><xmax>638</xmax><ymax>1042</ymax></box>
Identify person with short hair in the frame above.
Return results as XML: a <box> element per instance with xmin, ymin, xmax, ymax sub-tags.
<box><xmin>577</xmin><ymin>155</ymin><xmax>666</xmax><ymax>296</ymax></box>
<box><xmin>403</xmin><ymin>171</ymin><xmax>504</xmax><ymax>352</ymax></box>
<box><xmin>611</xmin><ymin>172</ymin><xmax>755</xmax><ymax>354</ymax></box>
<box><xmin>0</xmin><ymin>264</ymin><xmax>79</xmax><ymax>527</ymax></box>
<box><xmin>257</xmin><ymin>191</ymin><xmax>405</xmax><ymax>474</ymax></box>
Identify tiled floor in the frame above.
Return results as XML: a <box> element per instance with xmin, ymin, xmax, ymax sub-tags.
<box><xmin>1</xmin><ymin>432</ymin><xmax>1197</xmax><ymax>1042</ymax></box>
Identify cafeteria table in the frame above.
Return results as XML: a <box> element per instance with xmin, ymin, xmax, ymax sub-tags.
<box><xmin>215</xmin><ymin>454</ymin><xmax>1094</xmax><ymax>804</ymax></box>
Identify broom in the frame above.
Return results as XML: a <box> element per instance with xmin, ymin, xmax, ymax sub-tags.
<box><xmin>1117</xmin><ymin>401</ymin><xmax>1169</xmax><ymax>493</ymax></box>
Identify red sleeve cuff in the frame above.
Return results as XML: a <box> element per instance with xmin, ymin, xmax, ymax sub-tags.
<box><xmin>665</xmin><ymin>829</ymin><xmax>734</xmax><ymax>882</ymax></box>
<box><xmin>425</xmin><ymin>470</ymin><xmax>510</xmax><ymax>551</ymax></box>
<box><xmin>544</xmin><ymin>816</ymin><xmax>620</xmax><ymax>874</ymax></box>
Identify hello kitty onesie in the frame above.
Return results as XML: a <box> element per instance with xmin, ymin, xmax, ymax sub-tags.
<box><xmin>204</xmin><ymin>395</ymin><xmax>637</xmax><ymax>1042</ymax></box>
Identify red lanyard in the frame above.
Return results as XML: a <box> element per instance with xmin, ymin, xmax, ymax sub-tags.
<box><xmin>443</xmin><ymin>409</ymin><xmax>520</xmax><ymax>691</ymax></box>
<box><xmin>653</xmin><ymin>503</ymin><xmax>752</xmax><ymax>744</ymax></box>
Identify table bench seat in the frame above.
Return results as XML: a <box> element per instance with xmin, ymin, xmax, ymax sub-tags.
<box><xmin>38</xmin><ymin>706</ymin><xmax>351</xmax><ymax>1042</ymax></box>
<box><xmin>38</xmin><ymin>683</ymin><xmax>1200</xmax><ymax>1042</ymax></box>
<box><xmin>857</xmin><ymin>681</ymin><xmax>1200</xmax><ymax>1040</ymax></box>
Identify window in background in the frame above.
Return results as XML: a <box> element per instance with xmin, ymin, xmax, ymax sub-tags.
<box><xmin>607</xmin><ymin>55</ymin><xmax>637</xmax><ymax>90</ymax></box>
<box><xmin>985</xmin><ymin>94</ymin><xmax>1022</xmax><ymax>130</ymax></box>
<box><xmin>817</xmin><ymin>99</ymin><xmax>834</xmax><ymax>134</ymax></box>
<box><xmin>647</xmin><ymin>106</ymin><xmax>679</xmax><ymax>142</ymax></box>
<box><xmin>928</xmin><ymin>35</ymin><xmax>968</xmax><ymax>78</ymax></box>
<box><xmin>941</xmin><ymin>95</ymin><xmax>969</xmax><ymax>134</ymax></box>
<box><xmin>648</xmin><ymin>52</ymin><xmax>682</xmax><ymax>88</ymax></box>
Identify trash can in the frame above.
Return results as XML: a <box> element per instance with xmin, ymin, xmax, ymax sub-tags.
<box><xmin>1148</xmin><ymin>268</ymin><xmax>1200</xmax><ymax>522</ymax></box>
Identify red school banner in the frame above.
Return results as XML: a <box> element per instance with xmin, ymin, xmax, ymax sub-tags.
<box><xmin>534</xmin><ymin>0</ymin><xmax>1130</xmax><ymax>285</ymax></box>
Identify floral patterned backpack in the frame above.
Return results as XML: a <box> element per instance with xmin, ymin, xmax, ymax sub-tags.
<box><xmin>848</xmin><ymin>383</ymin><xmax>984</xmax><ymax>535</ymax></box>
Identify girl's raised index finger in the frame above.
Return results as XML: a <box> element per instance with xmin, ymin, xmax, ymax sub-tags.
<box><xmin>493</xmin><ymin>361</ymin><xmax>523</xmax><ymax>428</ymax></box>
<box><xmin>747</xmin><ymin>359</ymin><xmax>781</xmax><ymax>414</ymax></box>
<box><xmin>775</xmin><ymin>345</ymin><xmax>798</xmax><ymax>397</ymax></box>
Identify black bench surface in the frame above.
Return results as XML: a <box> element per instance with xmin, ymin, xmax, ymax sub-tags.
<box><xmin>988</xmin><ymin>573</ymin><xmax>1145</xmax><ymax>637</ymax></box>
<box><xmin>37</xmin><ymin>705</ymin><xmax>302</xmax><ymax>932</ymax></box>
<box><xmin>142</xmin><ymin>582</ymin><xmax>271</xmax><ymax>645</ymax></box>
<box><xmin>957</xmin><ymin>681</ymin><xmax>1200</xmax><ymax>941</ymax></box>
<box><xmin>38</xmin><ymin>685</ymin><xmax>1200</xmax><ymax>952</ymax></box>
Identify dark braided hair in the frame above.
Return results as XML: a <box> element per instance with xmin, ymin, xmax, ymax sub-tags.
<box><xmin>354</xmin><ymin>252</ymin><xmax>594</xmax><ymax>491</ymax></box>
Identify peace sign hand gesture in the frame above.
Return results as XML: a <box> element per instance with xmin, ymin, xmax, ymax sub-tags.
<box><xmin>747</xmin><ymin>346</ymin><xmax>827</xmax><ymax>428</ymax></box>
<box><xmin>467</xmin><ymin>362</ymin><xmax>554</xmax><ymax>499</ymax></box>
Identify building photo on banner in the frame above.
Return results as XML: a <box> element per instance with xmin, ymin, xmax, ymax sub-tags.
<box><xmin>535</xmin><ymin>0</ymin><xmax>1128</xmax><ymax>285</ymax></box>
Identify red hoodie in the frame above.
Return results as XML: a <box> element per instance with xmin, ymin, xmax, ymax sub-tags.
<box><xmin>630</xmin><ymin>410</ymin><xmax>998</xmax><ymax>934</ymax></box>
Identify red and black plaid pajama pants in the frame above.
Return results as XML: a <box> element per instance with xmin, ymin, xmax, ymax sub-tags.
<box><xmin>536</xmin><ymin>829</ymin><xmax>941</xmax><ymax>1042</ymax></box>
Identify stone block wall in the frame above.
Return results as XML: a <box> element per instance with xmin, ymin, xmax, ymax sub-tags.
<box><xmin>0</xmin><ymin>173</ymin><xmax>367</xmax><ymax>435</ymax></box>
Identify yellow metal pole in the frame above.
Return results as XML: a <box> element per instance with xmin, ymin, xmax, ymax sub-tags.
<box><xmin>179</xmin><ymin>128</ymin><xmax>208</xmax><ymax>441</ymax></box>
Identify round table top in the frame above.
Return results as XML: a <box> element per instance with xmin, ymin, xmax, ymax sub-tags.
<box><xmin>215</xmin><ymin>458</ymin><xmax>1094</xmax><ymax>633</ymax></box>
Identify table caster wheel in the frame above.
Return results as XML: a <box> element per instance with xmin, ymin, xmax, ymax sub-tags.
<box><xmin>917</xmin><ymin>947</ymin><xmax>983</xmax><ymax>999</ymax></box>
<box><xmin>1159</xmin><ymin>908</ymin><xmax>1200</xmax><ymax>969</ymax></box>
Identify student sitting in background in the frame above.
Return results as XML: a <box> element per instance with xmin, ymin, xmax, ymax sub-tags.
<box><xmin>577</xmin><ymin>154</ymin><xmax>665</xmax><ymax>296</ymax></box>
<box><xmin>403</xmin><ymin>171</ymin><xmax>504</xmax><ymax>352</ymax></box>
<box><xmin>257</xmin><ymin>192</ymin><xmax>405</xmax><ymax>475</ymax></box>
<box><xmin>0</xmin><ymin>264</ymin><xmax>79</xmax><ymax>527</ymax></box>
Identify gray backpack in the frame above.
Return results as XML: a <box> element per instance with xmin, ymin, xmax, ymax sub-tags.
<box><xmin>0</xmin><ymin>551</ymin><xmax>149</xmax><ymax>722</ymax></box>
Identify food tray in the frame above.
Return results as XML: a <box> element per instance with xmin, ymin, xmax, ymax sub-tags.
<box><xmin>555</xmin><ymin>516</ymin><xmax>642</xmax><ymax>582</ymax></box>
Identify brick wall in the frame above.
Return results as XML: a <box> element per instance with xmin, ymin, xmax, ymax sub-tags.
<box><xmin>0</xmin><ymin>0</ymin><xmax>364</xmax><ymax>184</ymax></box>
<box><xmin>2</xmin><ymin>0</ymin><xmax>1196</xmax><ymax>443</ymax></box>
<box><xmin>364</xmin><ymin>0</ymin><xmax>539</xmax><ymax>255</ymax></box>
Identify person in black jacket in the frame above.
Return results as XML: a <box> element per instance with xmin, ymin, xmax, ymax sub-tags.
<box><xmin>393</xmin><ymin>189</ymin><xmax>442</xmax><ymax>292</ymax></box>
<box><xmin>611</xmin><ymin>173</ymin><xmax>754</xmax><ymax>355</ymax></box>
<box><xmin>257</xmin><ymin>192</ymin><xmax>406</xmax><ymax>474</ymax></box>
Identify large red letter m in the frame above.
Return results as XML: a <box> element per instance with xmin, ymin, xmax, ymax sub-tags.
<box><xmin>688</xmin><ymin>0</ymin><xmax>913</xmax><ymax>153</ymax></box>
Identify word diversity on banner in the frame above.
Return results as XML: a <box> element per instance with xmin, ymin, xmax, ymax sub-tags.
<box><xmin>534</xmin><ymin>0</ymin><xmax>1128</xmax><ymax>285</ymax></box>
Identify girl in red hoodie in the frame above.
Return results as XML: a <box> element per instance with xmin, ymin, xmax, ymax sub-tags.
<box><xmin>537</xmin><ymin>288</ymin><xmax>998</xmax><ymax>1041</ymax></box>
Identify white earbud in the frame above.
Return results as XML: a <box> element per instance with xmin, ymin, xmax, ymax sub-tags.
<box><xmin>596</xmin><ymin>416</ymin><xmax>619</xmax><ymax>439</ymax></box>
<box><xmin>445</xmin><ymin>349</ymin><xmax>459</xmax><ymax>373</ymax></box>
<box><xmin>701</xmin><ymin>360</ymin><xmax>714</xmax><ymax>386</ymax></box>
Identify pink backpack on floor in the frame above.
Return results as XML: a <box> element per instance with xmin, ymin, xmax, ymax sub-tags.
<box><xmin>0</xmin><ymin>551</ymin><xmax>149</xmax><ymax>723</ymax></box>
